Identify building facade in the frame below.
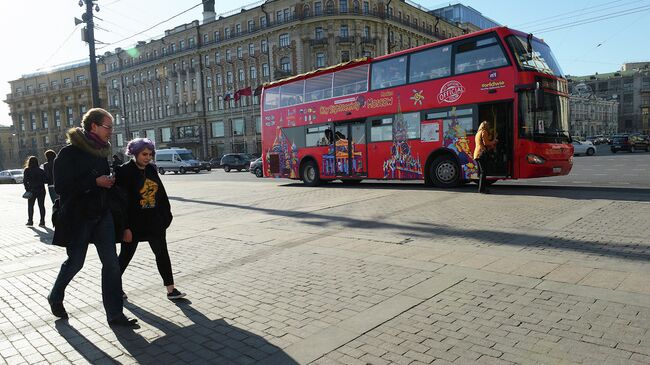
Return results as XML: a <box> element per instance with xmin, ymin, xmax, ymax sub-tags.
<box><xmin>568</xmin><ymin>84</ymin><xmax>618</xmax><ymax>137</ymax></box>
<box><xmin>100</xmin><ymin>0</ymin><xmax>466</xmax><ymax>160</ymax></box>
<box><xmin>3</xmin><ymin>60</ymin><xmax>107</xmax><ymax>164</ymax></box>
<box><xmin>568</xmin><ymin>62</ymin><xmax>650</xmax><ymax>134</ymax></box>
<box><xmin>0</xmin><ymin>125</ymin><xmax>17</xmax><ymax>170</ymax></box>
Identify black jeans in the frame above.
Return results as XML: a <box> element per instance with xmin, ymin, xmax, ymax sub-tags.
<box><xmin>50</xmin><ymin>211</ymin><xmax>124</xmax><ymax>321</ymax></box>
<box><xmin>27</xmin><ymin>191</ymin><xmax>46</xmax><ymax>223</ymax></box>
<box><xmin>119</xmin><ymin>232</ymin><xmax>174</xmax><ymax>286</ymax></box>
<box><xmin>476</xmin><ymin>156</ymin><xmax>490</xmax><ymax>193</ymax></box>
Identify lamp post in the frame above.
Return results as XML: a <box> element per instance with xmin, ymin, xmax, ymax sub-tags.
<box><xmin>78</xmin><ymin>0</ymin><xmax>101</xmax><ymax>107</ymax></box>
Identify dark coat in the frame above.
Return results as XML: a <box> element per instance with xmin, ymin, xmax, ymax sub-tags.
<box><xmin>23</xmin><ymin>167</ymin><xmax>47</xmax><ymax>195</ymax></box>
<box><xmin>43</xmin><ymin>160</ymin><xmax>54</xmax><ymax>185</ymax></box>
<box><xmin>115</xmin><ymin>160</ymin><xmax>172</xmax><ymax>242</ymax></box>
<box><xmin>52</xmin><ymin>129</ymin><xmax>113</xmax><ymax>246</ymax></box>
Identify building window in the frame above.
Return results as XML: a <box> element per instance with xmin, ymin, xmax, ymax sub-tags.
<box><xmin>207</xmin><ymin>97</ymin><xmax>214</xmax><ymax>111</ymax></box>
<box><xmin>249</xmin><ymin>43</ymin><xmax>255</xmax><ymax>55</ymax></box>
<box><xmin>214</xmin><ymin>31</ymin><xmax>220</xmax><ymax>41</ymax></box>
<box><xmin>66</xmin><ymin>107</ymin><xmax>73</xmax><ymax>125</ymax></box>
<box><xmin>237</xmin><ymin>46</ymin><xmax>243</xmax><ymax>59</ymax></box>
<box><xmin>145</xmin><ymin>129</ymin><xmax>155</xmax><ymax>141</ymax></box>
<box><xmin>364</xmin><ymin>26</ymin><xmax>370</xmax><ymax>39</ymax></box>
<box><xmin>227</xmin><ymin>71</ymin><xmax>233</xmax><ymax>84</ymax></box>
<box><xmin>157</xmin><ymin>106</ymin><xmax>163</xmax><ymax>118</ymax></box>
<box><xmin>226</xmin><ymin>49</ymin><xmax>231</xmax><ymax>61</ymax></box>
<box><xmin>179</xmin><ymin>40</ymin><xmax>185</xmax><ymax>50</ymax></box>
<box><xmin>280</xmin><ymin>57</ymin><xmax>291</xmax><ymax>72</ymax></box>
<box><xmin>316</xmin><ymin>53</ymin><xmax>326</xmax><ymax>68</ymax></box>
<box><xmin>250</xmin><ymin>66</ymin><xmax>257</xmax><ymax>80</ymax></box>
<box><xmin>279</xmin><ymin>33</ymin><xmax>290</xmax><ymax>47</ymax></box>
<box><xmin>217</xmin><ymin>74</ymin><xmax>222</xmax><ymax>86</ymax></box>
<box><xmin>211</xmin><ymin>121</ymin><xmax>224</xmax><ymax>137</ymax></box>
<box><xmin>215</xmin><ymin>51</ymin><xmax>221</xmax><ymax>63</ymax></box>
<box><xmin>206</xmin><ymin>76</ymin><xmax>212</xmax><ymax>88</ymax></box>
<box><xmin>224</xmin><ymin>27</ymin><xmax>231</xmax><ymax>39</ymax></box>
<box><xmin>239</xmin><ymin>69</ymin><xmax>245</xmax><ymax>81</ymax></box>
<box><xmin>218</xmin><ymin>96</ymin><xmax>224</xmax><ymax>110</ymax></box>
<box><xmin>339</xmin><ymin>0</ymin><xmax>348</xmax><ymax>13</ymax></box>
<box><xmin>203</xmin><ymin>34</ymin><xmax>209</xmax><ymax>44</ymax></box>
<box><xmin>232</xmin><ymin>118</ymin><xmax>245</xmax><ymax>135</ymax></box>
<box><xmin>116</xmin><ymin>133</ymin><xmax>124</xmax><ymax>147</ymax></box>
<box><xmin>261</xmin><ymin>39</ymin><xmax>268</xmax><ymax>53</ymax></box>
<box><xmin>42</xmin><ymin>111</ymin><xmax>49</xmax><ymax>129</ymax></box>
<box><xmin>54</xmin><ymin>110</ymin><xmax>61</xmax><ymax>128</ymax></box>
<box><xmin>260</xmin><ymin>16</ymin><xmax>267</xmax><ymax>28</ymax></box>
<box><xmin>340</xmin><ymin>25</ymin><xmax>349</xmax><ymax>38</ymax></box>
<box><xmin>315</xmin><ymin>27</ymin><xmax>324</xmax><ymax>39</ymax></box>
<box><xmin>315</xmin><ymin>2</ymin><xmax>322</xmax><ymax>15</ymax></box>
<box><xmin>235</xmin><ymin>23</ymin><xmax>241</xmax><ymax>35</ymax></box>
<box><xmin>248</xmin><ymin>20</ymin><xmax>255</xmax><ymax>32</ymax></box>
<box><xmin>161</xmin><ymin>127</ymin><xmax>171</xmax><ymax>142</ymax></box>
<box><xmin>255</xmin><ymin>116</ymin><xmax>261</xmax><ymax>133</ymax></box>
<box><xmin>263</xmin><ymin>63</ymin><xmax>270</xmax><ymax>77</ymax></box>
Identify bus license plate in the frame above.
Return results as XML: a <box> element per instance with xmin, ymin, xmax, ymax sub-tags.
<box><xmin>553</xmin><ymin>167</ymin><xmax>561</xmax><ymax>173</ymax></box>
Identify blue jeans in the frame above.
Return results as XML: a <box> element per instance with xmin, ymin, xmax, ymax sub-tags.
<box><xmin>50</xmin><ymin>210</ymin><xmax>124</xmax><ymax>321</ymax></box>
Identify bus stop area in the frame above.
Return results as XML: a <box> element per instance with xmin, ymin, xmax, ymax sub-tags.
<box><xmin>1</xmin><ymin>178</ymin><xmax>649</xmax><ymax>364</ymax></box>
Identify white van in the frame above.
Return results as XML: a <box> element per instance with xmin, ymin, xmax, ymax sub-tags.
<box><xmin>155</xmin><ymin>148</ymin><xmax>201</xmax><ymax>174</ymax></box>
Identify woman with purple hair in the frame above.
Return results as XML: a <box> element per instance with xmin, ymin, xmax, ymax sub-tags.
<box><xmin>115</xmin><ymin>138</ymin><xmax>185</xmax><ymax>300</ymax></box>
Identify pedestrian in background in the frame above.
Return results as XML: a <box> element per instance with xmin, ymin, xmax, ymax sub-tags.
<box><xmin>116</xmin><ymin>138</ymin><xmax>186</xmax><ymax>301</ymax></box>
<box><xmin>23</xmin><ymin>156</ymin><xmax>47</xmax><ymax>227</ymax></box>
<box><xmin>112</xmin><ymin>154</ymin><xmax>123</xmax><ymax>174</ymax></box>
<box><xmin>473</xmin><ymin>121</ymin><xmax>498</xmax><ymax>194</ymax></box>
<box><xmin>43</xmin><ymin>149</ymin><xmax>58</xmax><ymax>203</ymax></box>
<box><xmin>48</xmin><ymin>107</ymin><xmax>137</xmax><ymax>327</ymax></box>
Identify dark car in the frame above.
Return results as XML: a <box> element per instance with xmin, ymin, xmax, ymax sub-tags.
<box><xmin>220</xmin><ymin>153</ymin><xmax>252</xmax><ymax>172</ymax></box>
<box><xmin>610</xmin><ymin>134</ymin><xmax>650</xmax><ymax>153</ymax></box>
<box><xmin>249</xmin><ymin>157</ymin><xmax>263</xmax><ymax>178</ymax></box>
<box><xmin>199</xmin><ymin>160</ymin><xmax>212</xmax><ymax>171</ymax></box>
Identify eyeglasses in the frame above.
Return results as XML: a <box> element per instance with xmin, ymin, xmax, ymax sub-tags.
<box><xmin>99</xmin><ymin>124</ymin><xmax>113</xmax><ymax>130</ymax></box>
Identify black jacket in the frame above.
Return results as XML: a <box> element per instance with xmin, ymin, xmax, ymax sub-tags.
<box><xmin>52</xmin><ymin>128</ymin><xmax>113</xmax><ymax>246</ymax></box>
<box><xmin>23</xmin><ymin>167</ymin><xmax>47</xmax><ymax>195</ymax></box>
<box><xmin>43</xmin><ymin>160</ymin><xmax>54</xmax><ymax>185</ymax></box>
<box><xmin>115</xmin><ymin>160</ymin><xmax>172</xmax><ymax>242</ymax></box>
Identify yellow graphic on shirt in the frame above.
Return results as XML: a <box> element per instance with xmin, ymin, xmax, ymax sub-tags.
<box><xmin>139</xmin><ymin>178</ymin><xmax>158</xmax><ymax>208</ymax></box>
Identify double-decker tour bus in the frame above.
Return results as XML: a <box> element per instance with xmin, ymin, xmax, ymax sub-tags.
<box><xmin>260</xmin><ymin>26</ymin><xmax>572</xmax><ymax>187</ymax></box>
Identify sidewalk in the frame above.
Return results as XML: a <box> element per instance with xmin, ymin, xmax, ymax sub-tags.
<box><xmin>0</xmin><ymin>180</ymin><xmax>649</xmax><ymax>364</ymax></box>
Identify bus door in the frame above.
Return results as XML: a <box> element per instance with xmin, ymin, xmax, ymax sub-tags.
<box><xmin>334</xmin><ymin>121</ymin><xmax>367</xmax><ymax>177</ymax></box>
<box><xmin>479</xmin><ymin>102</ymin><xmax>513</xmax><ymax>177</ymax></box>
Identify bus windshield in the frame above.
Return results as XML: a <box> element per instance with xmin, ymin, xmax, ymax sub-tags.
<box><xmin>506</xmin><ymin>35</ymin><xmax>563</xmax><ymax>77</ymax></box>
<box><xmin>519</xmin><ymin>91</ymin><xmax>570</xmax><ymax>143</ymax></box>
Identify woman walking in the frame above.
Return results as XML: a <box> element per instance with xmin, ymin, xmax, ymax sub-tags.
<box><xmin>473</xmin><ymin>121</ymin><xmax>498</xmax><ymax>194</ymax></box>
<box><xmin>116</xmin><ymin>138</ymin><xmax>185</xmax><ymax>300</ymax></box>
<box><xmin>23</xmin><ymin>156</ymin><xmax>47</xmax><ymax>226</ymax></box>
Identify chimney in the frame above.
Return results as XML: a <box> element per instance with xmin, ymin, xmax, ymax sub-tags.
<box><xmin>203</xmin><ymin>0</ymin><xmax>216</xmax><ymax>24</ymax></box>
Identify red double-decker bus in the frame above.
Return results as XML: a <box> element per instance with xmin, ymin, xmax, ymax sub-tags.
<box><xmin>260</xmin><ymin>27</ymin><xmax>573</xmax><ymax>187</ymax></box>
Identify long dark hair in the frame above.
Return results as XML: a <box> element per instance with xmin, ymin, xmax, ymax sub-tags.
<box><xmin>24</xmin><ymin>156</ymin><xmax>38</xmax><ymax>170</ymax></box>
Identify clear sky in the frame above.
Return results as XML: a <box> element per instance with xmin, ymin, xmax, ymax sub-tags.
<box><xmin>1</xmin><ymin>0</ymin><xmax>649</xmax><ymax>126</ymax></box>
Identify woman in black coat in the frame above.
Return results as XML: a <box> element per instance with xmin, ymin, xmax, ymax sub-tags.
<box><xmin>116</xmin><ymin>138</ymin><xmax>185</xmax><ymax>300</ymax></box>
<box><xmin>23</xmin><ymin>156</ymin><xmax>47</xmax><ymax>226</ymax></box>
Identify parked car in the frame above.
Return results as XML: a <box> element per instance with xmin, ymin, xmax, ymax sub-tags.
<box><xmin>572</xmin><ymin>141</ymin><xmax>596</xmax><ymax>156</ymax></box>
<box><xmin>610</xmin><ymin>134</ymin><xmax>650</xmax><ymax>153</ymax></box>
<box><xmin>208</xmin><ymin>158</ymin><xmax>221</xmax><ymax>168</ymax></box>
<box><xmin>199</xmin><ymin>160</ymin><xmax>212</xmax><ymax>171</ymax></box>
<box><xmin>0</xmin><ymin>169</ymin><xmax>24</xmax><ymax>184</ymax></box>
<box><xmin>155</xmin><ymin>148</ymin><xmax>201</xmax><ymax>174</ymax></box>
<box><xmin>220</xmin><ymin>153</ymin><xmax>252</xmax><ymax>172</ymax></box>
<box><xmin>249</xmin><ymin>157</ymin><xmax>263</xmax><ymax>177</ymax></box>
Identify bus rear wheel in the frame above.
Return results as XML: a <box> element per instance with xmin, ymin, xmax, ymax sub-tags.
<box><xmin>429</xmin><ymin>156</ymin><xmax>460</xmax><ymax>188</ymax></box>
<box><xmin>301</xmin><ymin>160</ymin><xmax>321</xmax><ymax>187</ymax></box>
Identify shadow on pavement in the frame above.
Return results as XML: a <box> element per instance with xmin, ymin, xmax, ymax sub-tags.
<box><xmin>280</xmin><ymin>181</ymin><xmax>650</xmax><ymax>202</ymax></box>
<box><xmin>27</xmin><ymin>226</ymin><xmax>54</xmax><ymax>245</ymax></box>
<box><xmin>55</xmin><ymin>301</ymin><xmax>297</xmax><ymax>364</ymax></box>
<box><xmin>170</xmin><ymin>196</ymin><xmax>650</xmax><ymax>262</ymax></box>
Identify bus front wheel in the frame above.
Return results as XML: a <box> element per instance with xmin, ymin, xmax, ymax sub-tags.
<box><xmin>429</xmin><ymin>156</ymin><xmax>460</xmax><ymax>188</ymax></box>
<box><xmin>301</xmin><ymin>161</ymin><xmax>321</xmax><ymax>187</ymax></box>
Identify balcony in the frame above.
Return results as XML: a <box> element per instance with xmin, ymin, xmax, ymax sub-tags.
<box><xmin>361</xmin><ymin>37</ymin><xmax>377</xmax><ymax>45</ymax></box>
<box><xmin>337</xmin><ymin>36</ymin><xmax>355</xmax><ymax>44</ymax></box>
<box><xmin>274</xmin><ymin>69</ymin><xmax>294</xmax><ymax>79</ymax></box>
<box><xmin>309</xmin><ymin>38</ymin><xmax>328</xmax><ymax>46</ymax></box>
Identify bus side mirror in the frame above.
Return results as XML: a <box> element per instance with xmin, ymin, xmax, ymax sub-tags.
<box><xmin>534</xmin><ymin>86</ymin><xmax>545</xmax><ymax>110</ymax></box>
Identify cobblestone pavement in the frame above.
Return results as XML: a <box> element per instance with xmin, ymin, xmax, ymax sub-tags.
<box><xmin>0</xmin><ymin>175</ymin><xmax>649</xmax><ymax>364</ymax></box>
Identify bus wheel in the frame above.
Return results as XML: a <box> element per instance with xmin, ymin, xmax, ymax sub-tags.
<box><xmin>159</xmin><ymin>168</ymin><xmax>165</xmax><ymax>175</ymax></box>
<box><xmin>429</xmin><ymin>156</ymin><xmax>460</xmax><ymax>188</ymax></box>
<box><xmin>301</xmin><ymin>160</ymin><xmax>321</xmax><ymax>187</ymax></box>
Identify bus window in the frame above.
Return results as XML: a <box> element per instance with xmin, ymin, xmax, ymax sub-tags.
<box><xmin>263</xmin><ymin>87</ymin><xmax>280</xmax><ymax>110</ymax></box>
<box><xmin>402</xmin><ymin>112</ymin><xmax>421</xmax><ymax>139</ymax></box>
<box><xmin>305</xmin><ymin>74</ymin><xmax>333</xmax><ymax>102</ymax></box>
<box><xmin>425</xmin><ymin>107</ymin><xmax>475</xmax><ymax>134</ymax></box>
<box><xmin>409</xmin><ymin>46</ymin><xmax>451</xmax><ymax>83</ymax></box>
<box><xmin>370</xmin><ymin>117</ymin><xmax>393</xmax><ymax>141</ymax></box>
<box><xmin>280</xmin><ymin>80</ymin><xmax>305</xmax><ymax>107</ymax></box>
<box><xmin>333</xmin><ymin>65</ymin><xmax>368</xmax><ymax>97</ymax></box>
<box><xmin>454</xmin><ymin>36</ymin><xmax>508</xmax><ymax>75</ymax></box>
<box><xmin>306</xmin><ymin>125</ymin><xmax>332</xmax><ymax>147</ymax></box>
<box><xmin>371</xmin><ymin>56</ymin><xmax>407</xmax><ymax>90</ymax></box>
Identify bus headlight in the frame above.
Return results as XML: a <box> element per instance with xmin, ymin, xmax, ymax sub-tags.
<box><xmin>526</xmin><ymin>154</ymin><xmax>546</xmax><ymax>164</ymax></box>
